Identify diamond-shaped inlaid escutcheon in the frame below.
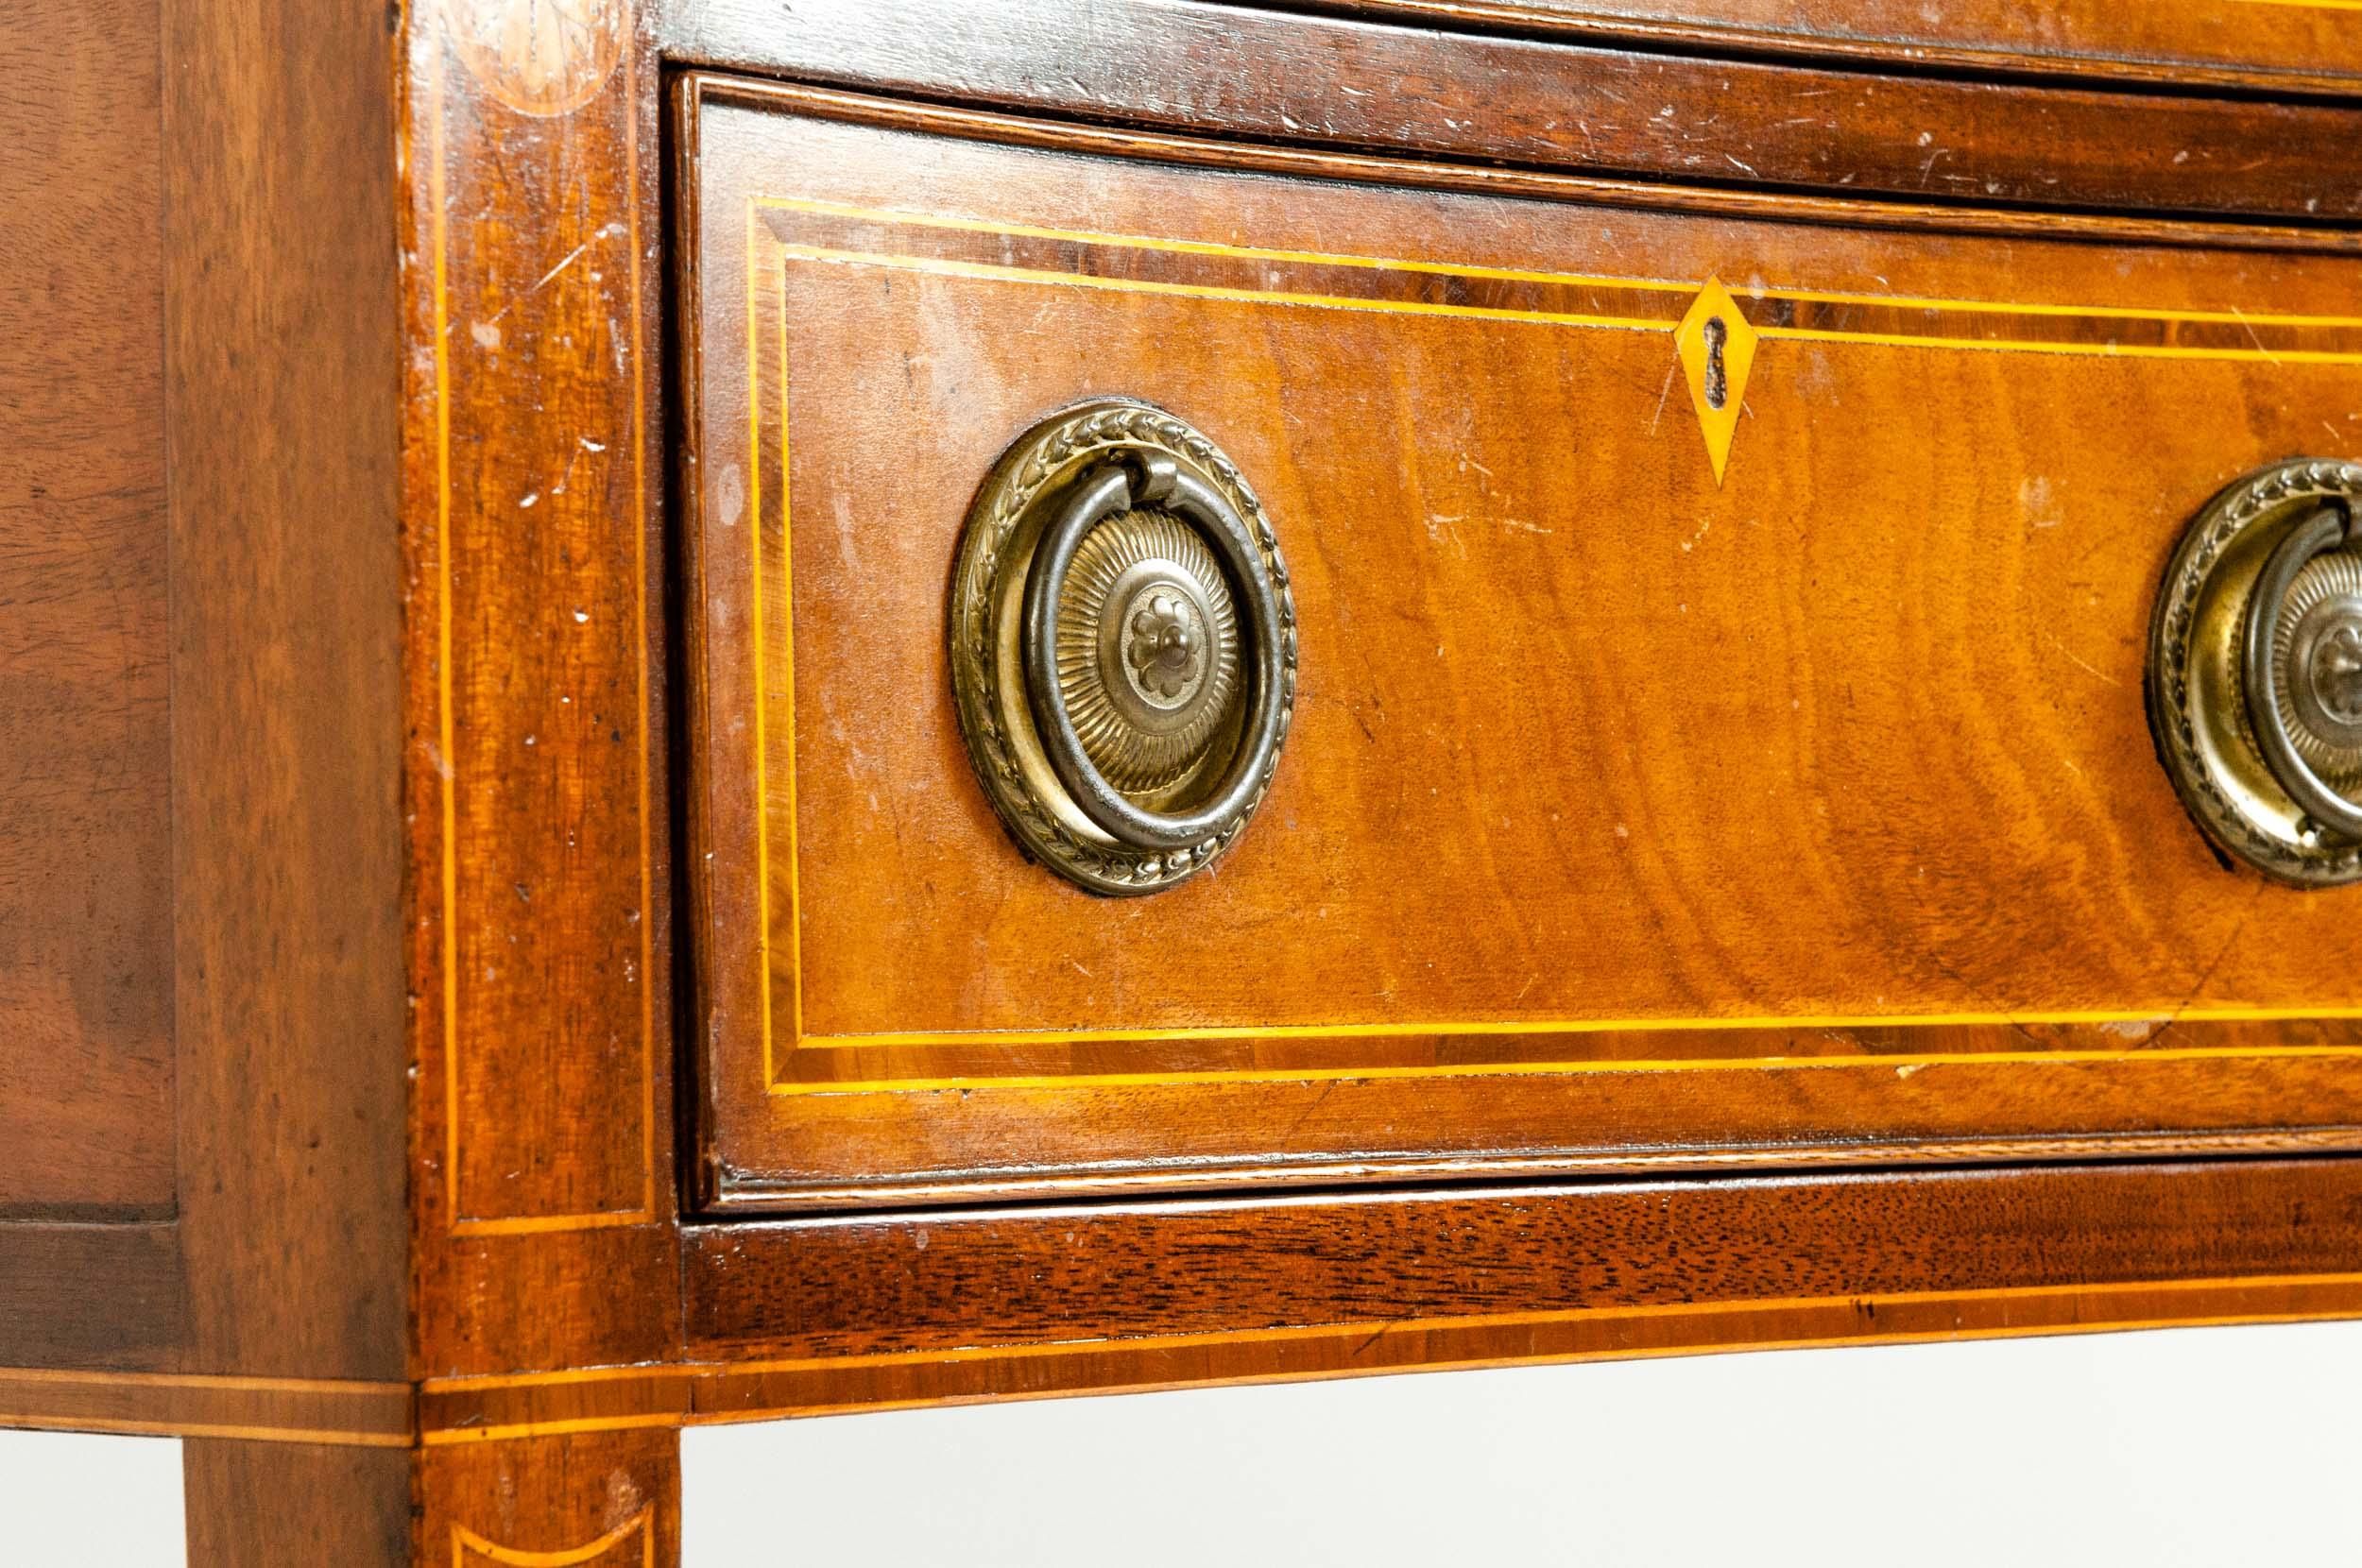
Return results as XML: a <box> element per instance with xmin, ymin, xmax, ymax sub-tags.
<box><xmin>1673</xmin><ymin>276</ymin><xmax>1759</xmax><ymax>486</ymax></box>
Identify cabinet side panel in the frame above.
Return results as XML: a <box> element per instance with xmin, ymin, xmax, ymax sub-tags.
<box><xmin>0</xmin><ymin>0</ymin><xmax>176</xmax><ymax>1219</ymax></box>
<box><xmin>163</xmin><ymin>0</ymin><xmax>409</xmax><ymax>1379</ymax></box>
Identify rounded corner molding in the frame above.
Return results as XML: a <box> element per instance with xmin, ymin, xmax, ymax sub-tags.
<box><xmin>2148</xmin><ymin>457</ymin><xmax>2362</xmax><ymax>888</ymax></box>
<box><xmin>950</xmin><ymin>400</ymin><xmax>1297</xmax><ymax>895</ymax></box>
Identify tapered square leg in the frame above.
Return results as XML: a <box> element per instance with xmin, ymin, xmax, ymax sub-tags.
<box><xmin>421</xmin><ymin>1429</ymin><xmax>682</xmax><ymax>1568</ymax></box>
<box><xmin>182</xmin><ymin>1431</ymin><xmax>681</xmax><ymax>1567</ymax></box>
<box><xmin>182</xmin><ymin>1441</ymin><xmax>412</xmax><ymax>1567</ymax></box>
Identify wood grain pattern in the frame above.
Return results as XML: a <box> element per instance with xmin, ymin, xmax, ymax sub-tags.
<box><xmin>0</xmin><ymin>1222</ymin><xmax>183</xmax><ymax>1371</ymax></box>
<box><xmin>672</xmin><ymin>79</ymin><xmax>2362</xmax><ymax>259</ymax></box>
<box><xmin>0</xmin><ymin>1368</ymin><xmax>411</xmax><ymax>1446</ymax></box>
<box><xmin>422</xmin><ymin>1429</ymin><xmax>678</xmax><ymax>1568</ymax></box>
<box><xmin>3</xmin><ymin>0</ymin><xmax>411</xmax><ymax>1552</ymax></box>
<box><xmin>412</xmin><ymin>0</ymin><xmax>659</xmax><ymax>1237</ymax></box>
<box><xmin>682</xmin><ymin>80</ymin><xmax>2362</xmax><ymax>1207</ymax></box>
<box><xmin>1</xmin><ymin>0</ymin><xmax>408</xmax><ymax>1407</ymax></box>
<box><xmin>183</xmin><ymin>1442</ymin><xmax>411</xmax><ymax>1568</ymax></box>
<box><xmin>0</xmin><ymin>0</ymin><xmax>177</xmax><ymax>1221</ymax></box>
<box><xmin>402</xmin><ymin>0</ymin><xmax>685</xmax><ymax>1404</ymax></box>
<box><xmin>662</xmin><ymin>0</ymin><xmax>2362</xmax><ymax>224</ymax></box>
<box><xmin>688</xmin><ymin>1162</ymin><xmax>2362</xmax><ymax>1356</ymax></box>
<box><xmin>408</xmin><ymin>1159</ymin><xmax>2362</xmax><ymax>1438</ymax></box>
<box><xmin>1309</xmin><ymin>0</ymin><xmax>2362</xmax><ymax>97</ymax></box>
<box><xmin>19</xmin><ymin>6</ymin><xmax>2362</xmax><ymax>1565</ymax></box>
<box><xmin>163</xmin><ymin>0</ymin><xmax>407</xmax><ymax>1390</ymax></box>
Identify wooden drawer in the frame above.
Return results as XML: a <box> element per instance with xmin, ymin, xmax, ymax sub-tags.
<box><xmin>677</xmin><ymin>75</ymin><xmax>2362</xmax><ymax>1212</ymax></box>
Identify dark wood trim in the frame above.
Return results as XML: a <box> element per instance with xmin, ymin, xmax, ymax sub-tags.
<box><xmin>683</xmin><ymin>1160</ymin><xmax>2362</xmax><ymax>1356</ymax></box>
<box><xmin>1292</xmin><ymin>1</ymin><xmax>2362</xmax><ymax>102</ymax></box>
<box><xmin>23</xmin><ymin>1160</ymin><xmax>2362</xmax><ymax>1444</ymax></box>
<box><xmin>662</xmin><ymin>0</ymin><xmax>2362</xmax><ymax>225</ymax></box>
<box><xmin>0</xmin><ymin>1223</ymin><xmax>185</xmax><ymax>1372</ymax></box>
<box><xmin>691</xmin><ymin>77</ymin><xmax>2362</xmax><ymax>259</ymax></box>
<box><xmin>407</xmin><ymin>1158</ymin><xmax>2362</xmax><ymax>1436</ymax></box>
<box><xmin>23</xmin><ymin>1159</ymin><xmax>2361</xmax><ymax>1444</ymax></box>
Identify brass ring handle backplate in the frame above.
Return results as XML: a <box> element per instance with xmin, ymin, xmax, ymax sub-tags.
<box><xmin>2149</xmin><ymin>458</ymin><xmax>2362</xmax><ymax>886</ymax></box>
<box><xmin>950</xmin><ymin>400</ymin><xmax>1298</xmax><ymax>895</ymax></box>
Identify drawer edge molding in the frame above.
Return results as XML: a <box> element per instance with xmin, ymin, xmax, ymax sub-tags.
<box><xmin>666</xmin><ymin>0</ymin><xmax>2362</xmax><ymax>228</ymax></box>
<box><xmin>1309</xmin><ymin>0</ymin><xmax>2362</xmax><ymax>101</ymax></box>
<box><xmin>688</xmin><ymin>75</ymin><xmax>2362</xmax><ymax>257</ymax></box>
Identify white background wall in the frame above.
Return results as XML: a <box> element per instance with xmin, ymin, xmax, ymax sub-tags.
<box><xmin>10</xmin><ymin>1321</ymin><xmax>2362</xmax><ymax>1564</ymax></box>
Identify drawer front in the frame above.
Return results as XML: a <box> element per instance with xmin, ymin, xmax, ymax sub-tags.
<box><xmin>680</xmin><ymin>77</ymin><xmax>2362</xmax><ymax>1210</ymax></box>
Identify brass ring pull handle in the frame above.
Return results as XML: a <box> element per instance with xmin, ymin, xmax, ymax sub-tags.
<box><xmin>2241</xmin><ymin>503</ymin><xmax>2362</xmax><ymax>844</ymax></box>
<box><xmin>2149</xmin><ymin>459</ymin><xmax>2362</xmax><ymax>887</ymax></box>
<box><xmin>1022</xmin><ymin>456</ymin><xmax>1292</xmax><ymax>854</ymax></box>
<box><xmin>950</xmin><ymin>401</ymin><xmax>1298</xmax><ymax>895</ymax></box>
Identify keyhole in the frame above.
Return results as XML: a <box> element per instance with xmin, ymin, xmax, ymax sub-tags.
<box><xmin>1703</xmin><ymin>316</ymin><xmax>1728</xmax><ymax>410</ymax></box>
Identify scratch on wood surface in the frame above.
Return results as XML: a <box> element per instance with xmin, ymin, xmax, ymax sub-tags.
<box><xmin>2044</xmin><ymin>629</ymin><xmax>2123</xmax><ymax>688</ymax></box>
<box><xmin>1649</xmin><ymin>356</ymin><xmax>1678</xmax><ymax>435</ymax></box>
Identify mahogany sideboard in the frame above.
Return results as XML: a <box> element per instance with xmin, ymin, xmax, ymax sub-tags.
<box><xmin>8</xmin><ymin>0</ymin><xmax>2362</xmax><ymax>1560</ymax></box>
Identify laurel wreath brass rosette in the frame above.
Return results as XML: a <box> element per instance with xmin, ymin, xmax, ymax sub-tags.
<box><xmin>2148</xmin><ymin>458</ymin><xmax>2362</xmax><ymax>887</ymax></box>
<box><xmin>950</xmin><ymin>401</ymin><xmax>1298</xmax><ymax>895</ymax></box>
